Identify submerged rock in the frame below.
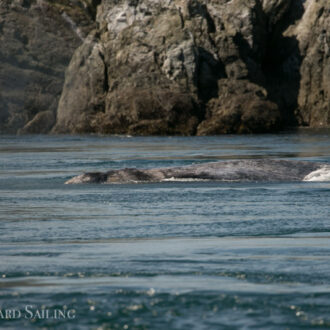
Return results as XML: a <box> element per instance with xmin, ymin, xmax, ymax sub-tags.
<box><xmin>65</xmin><ymin>159</ymin><xmax>327</xmax><ymax>184</ymax></box>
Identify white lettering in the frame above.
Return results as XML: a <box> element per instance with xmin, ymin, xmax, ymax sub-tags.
<box><xmin>0</xmin><ymin>309</ymin><xmax>21</xmax><ymax>319</ymax></box>
<box><xmin>55</xmin><ymin>309</ymin><xmax>66</xmax><ymax>319</ymax></box>
<box><xmin>25</xmin><ymin>305</ymin><xmax>34</xmax><ymax>319</ymax></box>
<box><xmin>67</xmin><ymin>309</ymin><xmax>76</xmax><ymax>319</ymax></box>
<box><xmin>13</xmin><ymin>309</ymin><xmax>21</xmax><ymax>319</ymax></box>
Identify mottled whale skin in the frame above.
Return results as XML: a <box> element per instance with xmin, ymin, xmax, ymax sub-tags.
<box><xmin>65</xmin><ymin>159</ymin><xmax>328</xmax><ymax>184</ymax></box>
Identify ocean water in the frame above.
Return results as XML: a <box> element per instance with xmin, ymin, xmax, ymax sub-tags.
<box><xmin>0</xmin><ymin>132</ymin><xmax>330</xmax><ymax>329</ymax></box>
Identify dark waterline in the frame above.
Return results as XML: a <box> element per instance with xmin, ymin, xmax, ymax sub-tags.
<box><xmin>0</xmin><ymin>132</ymin><xmax>330</xmax><ymax>329</ymax></box>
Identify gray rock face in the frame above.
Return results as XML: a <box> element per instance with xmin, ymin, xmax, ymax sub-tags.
<box><xmin>0</xmin><ymin>0</ymin><xmax>96</xmax><ymax>134</ymax></box>
<box><xmin>65</xmin><ymin>159</ymin><xmax>325</xmax><ymax>184</ymax></box>
<box><xmin>53</xmin><ymin>0</ymin><xmax>329</xmax><ymax>134</ymax></box>
<box><xmin>1</xmin><ymin>0</ymin><xmax>329</xmax><ymax>134</ymax></box>
<box><xmin>294</xmin><ymin>0</ymin><xmax>330</xmax><ymax>127</ymax></box>
<box><xmin>261</xmin><ymin>0</ymin><xmax>330</xmax><ymax>127</ymax></box>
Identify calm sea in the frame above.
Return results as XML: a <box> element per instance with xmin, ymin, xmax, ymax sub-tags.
<box><xmin>0</xmin><ymin>132</ymin><xmax>330</xmax><ymax>329</ymax></box>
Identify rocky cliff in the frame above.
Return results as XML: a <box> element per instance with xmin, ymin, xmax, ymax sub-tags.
<box><xmin>0</xmin><ymin>0</ymin><xmax>96</xmax><ymax>134</ymax></box>
<box><xmin>1</xmin><ymin>0</ymin><xmax>329</xmax><ymax>135</ymax></box>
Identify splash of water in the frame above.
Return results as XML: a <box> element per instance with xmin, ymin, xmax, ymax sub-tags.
<box><xmin>303</xmin><ymin>165</ymin><xmax>330</xmax><ymax>182</ymax></box>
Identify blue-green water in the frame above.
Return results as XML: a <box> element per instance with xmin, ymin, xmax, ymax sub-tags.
<box><xmin>0</xmin><ymin>132</ymin><xmax>330</xmax><ymax>329</ymax></box>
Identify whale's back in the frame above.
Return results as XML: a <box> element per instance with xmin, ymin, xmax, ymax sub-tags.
<box><xmin>65</xmin><ymin>159</ymin><xmax>328</xmax><ymax>184</ymax></box>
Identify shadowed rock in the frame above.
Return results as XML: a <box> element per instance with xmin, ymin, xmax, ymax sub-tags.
<box><xmin>0</xmin><ymin>0</ymin><xmax>96</xmax><ymax>134</ymax></box>
<box><xmin>65</xmin><ymin>159</ymin><xmax>327</xmax><ymax>184</ymax></box>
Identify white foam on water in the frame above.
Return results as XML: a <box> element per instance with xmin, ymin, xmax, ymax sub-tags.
<box><xmin>303</xmin><ymin>165</ymin><xmax>330</xmax><ymax>182</ymax></box>
<box><xmin>162</xmin><ymin>177</ymin><xmax>211</xmax><ymax>182</ymax></box>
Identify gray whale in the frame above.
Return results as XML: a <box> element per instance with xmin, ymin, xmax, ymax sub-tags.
<box><xmin>65</xmin><ymin>159</ymin><xmax>329</xmax><ymax>184</ymax></box>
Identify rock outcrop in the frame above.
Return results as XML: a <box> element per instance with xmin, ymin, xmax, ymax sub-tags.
<box><xmin>53</xmin><ymin>0</ymin><xmax>329</xmax><ymax>134</ymax></box>
<box><xmin>0</xmin><ymin>0</ymin><xmax>96</xmax><ymax>134</ymax></box>
<box><xmin>294</xmin><ymin>0</ymin><xmax>330</xmax><ymax>127</ymax></box>
<box><xmin>1</xmin><ymin>0</ymin><xmax>329</xmax><ymax>134</ymax></box>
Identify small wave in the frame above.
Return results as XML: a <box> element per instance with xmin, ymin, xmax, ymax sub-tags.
<box><xmin>303</xmin><ymin>166</ymin><xmax>330</xmax><ymax>182</ymax></box>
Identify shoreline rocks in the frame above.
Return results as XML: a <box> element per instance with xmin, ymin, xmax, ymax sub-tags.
<box><xmin>1</xmin><ymin>0</ymin><xmax>329</xmax><ymax>135</ymax></box>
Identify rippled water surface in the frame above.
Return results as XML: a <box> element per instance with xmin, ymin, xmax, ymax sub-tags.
<box><xmin>0</xmin><ymin>132</ymin><xmax>330</xmax><ymax>329</ymax></box>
